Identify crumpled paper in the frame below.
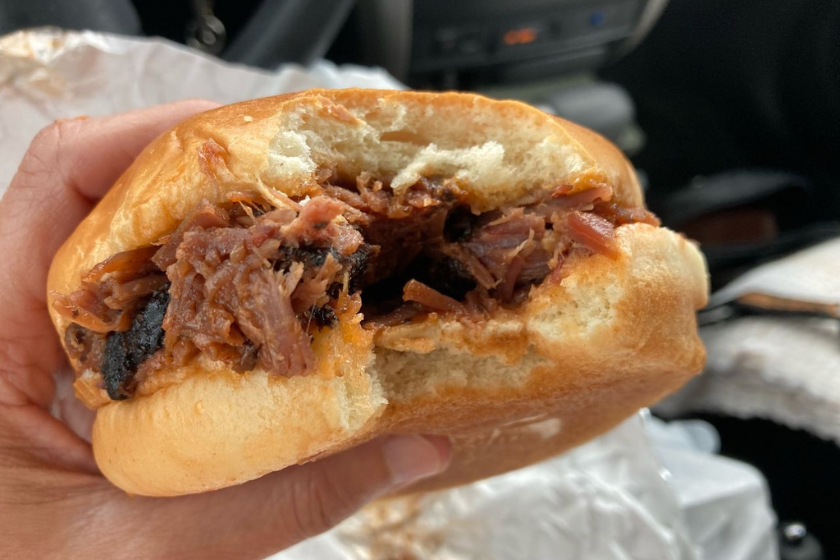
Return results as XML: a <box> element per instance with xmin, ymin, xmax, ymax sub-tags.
<box><xmin>0</xmin><ymin>29</ymin><xmax>777</xmax><ymax>560</ymax></box>
<box><xmin>283</xmin><ymin>415</ymin><xmax>697</xmax><ymax>560</ymax></box>
<box><xmin>0</xmin><ymin>27</ymin><xmax>402</xmax><ymax>191</ymax></box>
<box><xmin>658</xmin><ymin>238</ymin><xmax>840</xmax><ymax>444</ymax></box>
<box><xmin>645</xmin><ymin>416</ymin><xmax>778</xmax><ymax>560</ymax></box>
<box><xmin>276</xmin><ymin>414</ymin><xmax>779</xmax><ymax>560</ymax></box>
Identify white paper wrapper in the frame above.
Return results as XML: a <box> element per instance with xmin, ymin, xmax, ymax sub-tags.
<box><xmin>279</xmin><ymin>416</ymin><xmax>697</xmax><ymax>560</ymax></box>
<box><xmin>0</xmin><ymin>27</ymin><xmax>401</xmax><ymax>192</ymax></box>
<box><xmin>659</xmin><ymin>238</ymin><xmax>840</xmax><ymax>444</ymax></box>
<box><xmin>0</xmin><ymin>29</ymin><xmax>777</xmax><ymax>560</ymax></box>
<box><xmin>278</xmin><ymin>414</ymin><xmax>778</xmax><ymax>560</ymax></box>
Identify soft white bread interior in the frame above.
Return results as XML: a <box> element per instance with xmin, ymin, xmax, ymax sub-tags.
<box><xmin>47</xmin><ymin>89</ymin><xmax>708</xmax><ymax>496</ymax></box>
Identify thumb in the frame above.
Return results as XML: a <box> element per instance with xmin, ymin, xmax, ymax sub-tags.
<box><xmin>101</xmin><ymin>435</ymin><xmax>450</xmax><ymax>560</ymax></box>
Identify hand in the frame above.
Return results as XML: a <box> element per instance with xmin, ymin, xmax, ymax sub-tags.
<box><xmin>0</xmin><ymin>100</ymin><xmax>450</xmax><ymax>560</ymax></box>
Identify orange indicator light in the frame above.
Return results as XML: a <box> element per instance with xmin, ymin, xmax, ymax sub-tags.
<box><xmin>503</xmin><ymin>27</ymin><xmax>539</xmax><ymax>46</ymax></box>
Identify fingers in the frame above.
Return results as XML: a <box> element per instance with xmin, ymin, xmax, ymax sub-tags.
<box><xmin>53</xmin><ymin>367</ymin><xmax>96</xmax><ymax>444</ymax></box>
<box><xmin>104</xmin><ymin>435</ymin><xmax>451</xmax><ymax>560</ymax></box>
<box><xmin>0</xmin><ymin>99</ymin><xmax>219</xmax><ymax>410</ymax></box>
<box><xmin>0</xmin><ymin>99</ymin><xmax>220</xmax><ymax>305</ymax></box>
<box><xmin>10</xmin><ymin>99</ymin><xmax>220</xmax><ymax>200</ymax></box>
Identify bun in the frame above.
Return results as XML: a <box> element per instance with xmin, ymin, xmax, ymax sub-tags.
<box><xmin>47</xmin><ymin>89</ymin><xmax>708</xmax><ymax>496</ymax></box>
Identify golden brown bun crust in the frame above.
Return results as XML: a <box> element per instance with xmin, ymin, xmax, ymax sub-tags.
<box><xmin>47</xmin><ymin>90</ymin><xmax>707</xmax><ymax>496</ymax></box>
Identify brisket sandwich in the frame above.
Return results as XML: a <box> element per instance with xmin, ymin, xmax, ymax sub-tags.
<box><xmin>48</xmin><ymin>90</ymin><xmax>708</xmax><ymax>497</ymax></box>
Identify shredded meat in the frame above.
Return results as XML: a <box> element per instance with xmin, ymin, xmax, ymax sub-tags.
<box><xmin>439</xmin><ymin>244</ymin><xmax>496</xmax><ymax>292</ymax></box>
<box><xmin>403</xmin><ymin>280</ymin><xmax>466</xmax><ymax>314</ymax></box>
<box><xmin>64</xmin><ymin>323</ymin><xmax>105</xmax><ymax>375</ymax></box>
<box><xmin>462</xmin><ymin>208</ymin><xmax>549</xmax><ymax>296</ymax></box>
<box><xmin>162</xmin><ymin>196</ymin><xmax>364</xmax><ymax>376</ymax></box>
<box><xmin>329</xmin><ymin>177</ymin><xmax>461</xmax><ymax>287</ymax></box>
<box><xmin>54</xmin><ymin>177</ymin><xmax>657</xmax><ymax>402</ymax></box>
<box><xmin>567</xmin><ymin>211</ymin><xmax>620</xmax><ymax>258</ymax></box>
<box><xmin>280</xmin><ymin>197</ymin><xmax>363</xmax><ymax>256</ymax></box>
<box><xmin>593</xmin><ymin>200</ymin><xmax>660</xmax><ymax>227</ymax></box>
<box><xmin>153</xmin><ymin>202</ymin><xmax>231</xmax><ymax>270</ymax></box>
<box><xmin>548</xmin><ymin>184</ymin><xmax>612</xmax><ymax>207</ymax></box>
<box><xmin>53</xmin><ymin>246</ymin><xmax>165</xmax><ymax>333</ymax></box>
<box><xmin>365</xmin><ymin>302</ymin><xmax>423</xmax><ymax>327</ymax></box>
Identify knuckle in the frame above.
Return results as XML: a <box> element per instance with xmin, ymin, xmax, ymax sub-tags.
<box><xmin>32</xmin><ymin>118</ymin><xmax>83</xmax><ymax>153</ymax></box>
<box><xmin>30</xmin><ymin>120</ymin><xmax>63</xmax><ymax>148</ymax></box>
<box><xmin>16</xmin><ymin>119</ymin><xmax>83</xmax><ymax>187</ymax></box>
<box><xmin>17</xmin><ymin>129</ymin><xmax>58</xmax><ymax>180</ymax></box>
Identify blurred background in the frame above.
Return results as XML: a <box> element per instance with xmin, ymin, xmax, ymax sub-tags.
<box><xmin>2</xmin><ymin>1</ymin><xmax>839</xmax><ymax>558</ymax></box>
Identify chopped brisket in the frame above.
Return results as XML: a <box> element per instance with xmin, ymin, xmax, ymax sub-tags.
<box><xmin>54</xmin><ymin>177</ymin><xmax>656</xmax><ymax>402</ymax></box>
<box><xmin>161</xmin><ymin>196</ymin><xmax>361</xmax><ymax>377</ymax></box>
<box><xmin>566</xmin><ymin>211</ymin><xmax>620</xmax><ymax>258</ymax></box>
<box><xmin>402</xmin><ymin>279</ymin><xmax>466</xmax><ymax>314</ymax></box>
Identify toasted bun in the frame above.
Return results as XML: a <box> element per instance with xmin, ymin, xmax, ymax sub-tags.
<box><xmin>47</xmin><ymin>89</ymin><xmax>708</xmax><ymax>496</ymax></box>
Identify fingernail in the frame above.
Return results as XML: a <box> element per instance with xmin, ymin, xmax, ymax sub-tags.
<box><xmin>382</xmin><ymin>434</ymin><xmax>451</xmax><ymax>486</ymax></box>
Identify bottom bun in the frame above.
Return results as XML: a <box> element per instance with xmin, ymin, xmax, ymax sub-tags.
<box><xmin>93</xmin><ymin>224</ymin><xmax>707</xmax><ymax>496</ymax></box>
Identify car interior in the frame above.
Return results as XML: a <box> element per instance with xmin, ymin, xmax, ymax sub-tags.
<box><xmin>2</xmin><ymin>1</ymin><xmax>838</xmax><ymax>557</ymax></box>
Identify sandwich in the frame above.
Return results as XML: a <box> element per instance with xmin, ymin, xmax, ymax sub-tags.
<box><xmin>47</xmin><ymin>89</ymin><xmax>708</xmax><ymax>497</ymax></box>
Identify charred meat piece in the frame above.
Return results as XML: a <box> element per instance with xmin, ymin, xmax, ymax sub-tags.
<box><xmin>308</xmin><ymin>305</ymin><xmax>338</xmax><ymax>328</ymax></box>
<box><xmin>102</xmin><ymin>288</ymin><xmax>169</xmax><ymax>400</ymax></box>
